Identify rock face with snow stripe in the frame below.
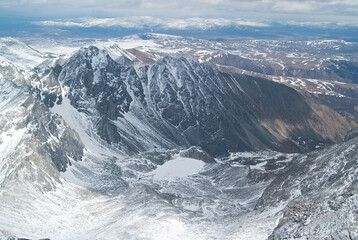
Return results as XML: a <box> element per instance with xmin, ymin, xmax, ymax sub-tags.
<box><xmin>140</xmin><ymin>56</ymin><xmax>278</xmax><ymax>154</ymax></box>
<box><xmin>26</xmin><ymin>100</ymin><xmax>84</xmax><ymax>172</ymax></box>
<box><xmin>31</xmin><ymin>63</ymin><xmax>63</xmax><ymax>108</ymax></box>
<box><xmin>60</xmin><ymin>46</ymin><xmax>134</xmax><ymax>117</ymax></box>
<box><xmin>58</xmin><ymin>46</ymin><xmax>137</xmax><ymax>144</ymax></box>
<box><xmin>0</xmin><ymin>75</ymin><xmax>84</xmax><ymax>175</ymax></box>
<box><xmin>52</xmin><ymin>48</ymin><xmax>277</xmax><ymax>155</ymax></box>
<box><xmin>46</xmin><ymin>46</ymin><xmax>349</xmax><ymax>156</ymax></box>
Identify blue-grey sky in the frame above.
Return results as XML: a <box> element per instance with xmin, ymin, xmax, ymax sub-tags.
<box><xmin>1</xmin><ymin>0</ymin><xmax>358</xmax><ymax>41</ymax></box>
<box><xmin>1</xmin><ymin>0</ymin><xmax>358</xmax><ymax>24</ymax></box>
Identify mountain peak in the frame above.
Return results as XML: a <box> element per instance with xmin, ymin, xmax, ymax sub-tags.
<box><xmin>156</xmin><ymin>55</ymin><xmax>195</xmax><ymax>67</ymax></box>
<box><xmin>72</xmin><ymin>46</ymin><xmax>111</xmax><ymax>68</ymax></box>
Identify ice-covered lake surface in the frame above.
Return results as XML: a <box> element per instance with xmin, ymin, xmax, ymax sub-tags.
<box><xmin>149</xmin><ymin>157</ymin><xmax>205</xmax><ymax>181</ymax></box>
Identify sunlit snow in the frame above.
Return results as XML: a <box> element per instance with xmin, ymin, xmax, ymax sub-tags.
<box><xmin>150</xmin><ymin>157</ymin><xmax>205</xmax><ymax>181</ymax></box>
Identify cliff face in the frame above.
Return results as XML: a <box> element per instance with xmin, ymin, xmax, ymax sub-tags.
<box><xmin>37</xmin><ymin>46</ymin><xmax>353</xmax><ymax>157</ymax></box>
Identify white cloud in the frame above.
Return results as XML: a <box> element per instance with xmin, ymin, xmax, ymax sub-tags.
<box><xmin>197</xmin><ymin>0</ymin><xmax>224</xmax><ymax>4</ymax></box>
<box><xmin>272</xmin><ymin>1</ymin><xmax>314</xmax><ymax>12</ymax></box>
<box><xmin>1</xmin><ymin>0</ymin><xmax>358</xmax><ymax>23</ymax></box>
<box><xmin>33</xmin><ymin>17</ymin><xmax>270</xmax><ymax>30</ymax></box>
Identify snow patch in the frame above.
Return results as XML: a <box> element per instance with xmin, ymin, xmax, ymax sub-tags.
<box><xmin>149</xmin><ymin>157</ymin><xmax>205</xmax><ymax>181</ymax></box>
<box><xmin>51</xmin><ymin>93</ymin><xmax>119</xmax><ymax>158</ymax></box>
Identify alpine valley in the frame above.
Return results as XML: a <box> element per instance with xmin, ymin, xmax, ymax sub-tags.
<box><xmin>0</xmin><ymin>34</ymin><xmax>358</xmax><ymax>240</ymax></box>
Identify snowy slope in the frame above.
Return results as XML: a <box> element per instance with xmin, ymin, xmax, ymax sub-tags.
<box><xmin>0</xmin><ymin>37</ymin><xmax>51</xmax><ymax>70</ymax></box>
<box><xmin>256</xmin><ymin>130</ymin><xmax>358</xmax><ymax>239</ymax></box>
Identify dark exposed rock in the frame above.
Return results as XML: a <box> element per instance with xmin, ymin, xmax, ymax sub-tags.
<box><xmin>344</xmin><ymin>127</ymin><xmax>358</xmax><ymax>141</ymax></box>
<box><xmin>51</xmin><ymin>48</ymin><xmax>349</xmax><ymax>156</ymax></box>
<box><xmin>139</xmin><ymin>150</ymin><xmax>178</xmax><ymax>165</ymax></box>
<box><xmin>95</xmin><ymin>117</ymin><xmax>121</xmax><ymax>144</ymax></box>
<box><xmin>60</xmin><ymin>46</ymin><xmax>133</xmax><ymax>118</ymax></box>
<box><xmin>179</xmin><ymin>146</ymin><xmax>216</xmax><ymax>163</ymax></box>
<box><xmin>24</xmin><ymin>97</ymin><xmax>84</xmax><ymax>172</ymax></box>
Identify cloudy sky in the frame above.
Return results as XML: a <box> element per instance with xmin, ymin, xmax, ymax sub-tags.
<box><xmin>1</xmin><ymin>0</ymin><xmax>358</xmax><ymax>41</ymax></box>
<box><xmin>0</xmin><ymin>0</ymin><xmax>358</xmax><ymax>24</ymax></box>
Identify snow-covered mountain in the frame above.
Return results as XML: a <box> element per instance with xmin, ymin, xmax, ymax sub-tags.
<box><xmin>1</xmin><ymin>36</ymin><xmax>358</xmax><ymax>240</ymax></box>
<box><xmin>33</xmin><ymin>44</ymin><xmax>356</xmax><ymax>157</ymax></box>
<box><xmin>0</xmin><ymin>37</ymin><xmax>52</xmax><ymax>70</ymax></box>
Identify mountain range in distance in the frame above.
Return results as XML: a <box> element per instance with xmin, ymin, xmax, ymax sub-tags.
<box><xmin>1</xmin><ymin>17</ymin><xmax>358</xmax><ymax>42</ymax></box>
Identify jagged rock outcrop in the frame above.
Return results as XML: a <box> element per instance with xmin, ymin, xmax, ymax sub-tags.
<box><xmin>38</xmin><ymin>46</ymin><xmax>354</xmax><ymax>156</ymax></box>
<box><xmin>345</xmin><ymin>127</ymin><xmax>358</xmax><ymax>141</ymax></box>
<box><xmin>0</xmin><ymin>73</ymin><xmax>84</xmax><ymax>177</ymax></box>
<box><xmin>255</xmin><ymin>131</ymin><xmax>358</xmax><ymax>239</ymax></box>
